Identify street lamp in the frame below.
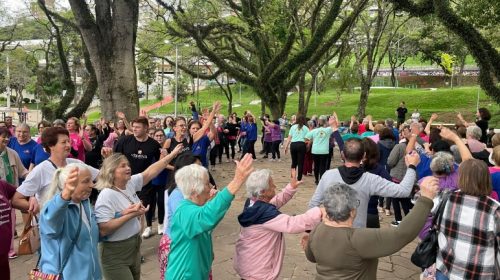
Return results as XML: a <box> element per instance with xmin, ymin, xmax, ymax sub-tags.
<box><xmin>174</xmin><ymin>44</ymin><xmax>178</xmax><ymax>117</ymax></box>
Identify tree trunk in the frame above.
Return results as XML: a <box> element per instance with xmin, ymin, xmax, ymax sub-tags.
<box><xmin>356</xmin><ymin>81</ymin><xmax>370</xmax><ymax>118</ymax></box>
<box><xmin>65</xmin><ymin>42</ymin><xmax>97</xmax><ymax>119</ymax></box>
<box><xmin>146</xmin><ymin>83</ymin><xmax>149</xmax><ymax>101</ymax></box>
<box><xmin>227</xmin><ymin>93</ymin><xmax>233</xmax><ymax>116</ymax></box>
<box><xmin>297</xmin><ymin>72</ymin><xmax>306</xmax><ymax>117</ymax></box>
<box><xmin>68</xmin><ymin>0</ymin><xmax>140</xmax><ymax>121</ymax></box>
<box><xmin>390</xmin><ymin>67</ymin><xmax>396</xmax><ymax>87</ymax></box>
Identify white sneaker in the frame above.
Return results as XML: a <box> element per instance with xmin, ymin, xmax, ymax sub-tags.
<box><xmin>158</xmin><ymin>224</ymin><xmax>164</xmax><ymax>235</ymax></box>
<box><xmin>142</xmin><ymin>227</ymin><xmax>152</xmax><ymax>239</ymax></box>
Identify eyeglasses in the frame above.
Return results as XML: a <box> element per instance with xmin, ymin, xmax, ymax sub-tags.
<box><xmin>176</xmin><ymin>124</ymin><xmax>186</xmax><ymax>128</ymax></box>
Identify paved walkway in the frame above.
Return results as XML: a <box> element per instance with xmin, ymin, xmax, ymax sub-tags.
<box><xmin>9</xmin><ymin>147</ymin><xmax>422</xmax><ymax>279</ymax></box>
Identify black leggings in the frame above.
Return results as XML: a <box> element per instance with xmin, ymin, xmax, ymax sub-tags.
<box><xmin>241</xmin><ymin>140</ymin><xmax>256</xmax><ymax>159</ymax></box>
<box><xmin>210</xmin><ymin>144</ymin><xmax>220</xmax><ymax>166</ymax></box>
<box><xmin>140</xmin><ymin>183</ymin><xmax>165</xmax><ymax>227</ymax></box>
<box><xmin>218</xmin><ymin>141</ymin><xmax>230</xmax><ymax>162</ymax></box>
<box><xmin>228</xmin><ymin>139</ymin><xmax>236</xmax><ymax>159</ymax></box>
<box><xmin>290</xmin><ymin>142</ymin><xmax>306</xmax><ymax>181</ymax></box>
<box><xmin>271</xmin><ymin>140</ymin><xmax>281</xmax><ymax>159</ymax></box>
<box><xmin>392</xmin><ymin>197</ymin><xmax>413</xmax><ymax>221</ymax></box>
<box><xmin>313</xmin><ymin>154</ymin><xmax>329</xmax><ymax>183</ymax></box>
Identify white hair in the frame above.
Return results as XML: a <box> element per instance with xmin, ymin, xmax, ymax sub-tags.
<box><xmin>466</xmin><ymin>126</ymin><xmax>482</xmax><ymax>140</ymax></box>
<box><xmin>246</xmin><ymin>169</ymin><xmax>272</xmax><ymax>198</ymax></box>
<box><xmin>175</xmin><ymin>164</ymin><xmax>209</xmax><ymax>199</ymax></box>
<box><xmin>42</xmin><ymin>163</ymin><xmax>90</xmax><ymax>207</ymax></box>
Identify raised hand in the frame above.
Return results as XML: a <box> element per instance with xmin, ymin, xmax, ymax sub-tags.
<box><xmin>419</xmin><ymin>176</ymin><xmax>439</xmax><ymax>200</ymax></box>
<box><xmin>439</xmin><ymin>126</ymin><xmax>459</xmax><ymax>142</ymax></box>
<box><xmin>116</xmin><ymin>111</ymin><xmax>126</xmax><ymax>119</ymax></box>
<box><xmin>61</xmin><ymin>167</ymin><xmax>79</xmax><ymax>201</ymax></box>
<box><xmin>430</xmin><ymin>113</ymin><xmax>438</xmax><ymax>121</ymax></box>
<box><xmin>290</xmin><ymin>168</ymin><xmax>303</xmax><ymax>189</ymax></box>
<box><xmin>405</xmin><ymin>151</ymin><xmax>420</xmax><ymax>167</ymax></box>
<box><xmin>227</xmin><ymin>153</ymin><xmax>255</xmax><ymax>195</ymax></box>
<box><xmin>101</xmin><ymin>147</ymin><xmax>113</xmax><ymax>158</ymax></box>
<box><xmin>213</xmin><ymin>101</ymin><xmax>222</xmax><ymax>113</ymax></box>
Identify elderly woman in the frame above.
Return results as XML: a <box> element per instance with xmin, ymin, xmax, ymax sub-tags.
<box><xmin>433</xmin><ymin>159</ymin><xmax>500</xmax><ymax>279</ymax></box>
<box><xmin>13</xmin><ymin>127</ymin><xmax>99</xmax><ymax>215</ymax></box>
<box><xmin>305</xmin><ymin>177</ymin><xmax>438</xmax><ymax>279</ymax></box>
<box><xmin>158</xmin><ymin>152</ymin><xmax>202</xmax><ymax>279</ymax></box>
<box><xmin>166</xmin><ymin>154</ymin><xmax>255</xmax><ymax>279</ymax></box>
<box><xmin>38</xmin><ymin>163</ymin><xmax>101</xmax><ymax>279</ymax></box>
<box><xmin>8</xmin><ymin>123</ymin><xmax>37</xmax><ymax>170</ymax></box>
<box><xmin>94</xmin><ymin>144</ymin><xmax>182</xmax><ymax>280</ymax></box>
<box><xmin>233</xmin><ymin>169</ymin><xmax>322</xmax><ymax>279</ymax></box>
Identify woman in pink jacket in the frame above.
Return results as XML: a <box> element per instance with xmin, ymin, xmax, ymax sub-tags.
<box><xmin>233</xmin><ymin>169</ymin><xmax>323</xmax><ymax>280</ymax></box>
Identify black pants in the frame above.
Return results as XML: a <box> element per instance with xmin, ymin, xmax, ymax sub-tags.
<box><xmin>263</xmin><ymin>141</ymin><xmax>273</xmax><ymax>157</ymax></box>
<box><xmin>271</xmin><ymin>140</ymin><xmax>281</xmax><ymax>159</ymax></box>
<box><xmin>228</xmin><ymin>139</ymin><xmax>236</xmax><ymax>159</ymax></box>
<box><xmin>139</xmin><ymin>183</ymin><xmax>165</xmax><ymax>227</ymax></box>
<box><xmin>290</xmin><ymin>142</ymin><xmax>306</xmax><ymax>181</ymax></box>
<box><xmin>242</xmin><ymin>140</ymin><xmax>256</xmax><ymax>159</ymax></box>
<box><xmin>392</xmin><ymin>197</ymin><xmax>412</xmax><ymax>221</ymax></box>
<box><xmin>326</xmin><ymin>147</ymin><xmax>334</xmax><ymax>170</ymax></box>
<box><xmin>210</xmin><ymin>144</ymin><xmax>220</xmax><ymax>166</ymax></box>
<box><xmin>312</xmin><ymin>154</ymin><xmax>329</xmax><ymax>184</ymax></box>
<box><xmin>366</xmin><ymin>213</ymin><xmax>380</xmax><ymax>228</ymax></box>
<box><xmin>218</xmin><ymin>141</ymin><xmax>230</xmax><ymax>162</ymax></box>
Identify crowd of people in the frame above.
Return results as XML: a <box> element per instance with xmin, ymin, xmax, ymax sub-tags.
<box><xmin>0</xmin><ymin>101</ymin><xmax>499</xmax><ymax>280</ymax></box>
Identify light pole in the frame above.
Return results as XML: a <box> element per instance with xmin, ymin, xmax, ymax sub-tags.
<box><xmin>6</xmin><ymin>55</ymin><xmax>10</xmax><ymax>108</ymax></box>
<box><xmin>174</xmin><ymin>44</ymin><xmax>178</xmax><ymax>117</ymax></box>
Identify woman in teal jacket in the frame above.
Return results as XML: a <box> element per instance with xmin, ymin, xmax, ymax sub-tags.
<box><xmin>39</xmin><ymin>163</ymin><xmax>101</xmax><ymax>280</ymax></box>
<box><xmin>166</xmin><ymin>153</ymin><xmax>255</xmax><ymax>279</ymax></box>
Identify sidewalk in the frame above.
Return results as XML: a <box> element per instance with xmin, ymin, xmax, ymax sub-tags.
<box><xmin>8</xmin><ymin>144</ymin><xmax>422</xmax><ymax>279</ymax></box>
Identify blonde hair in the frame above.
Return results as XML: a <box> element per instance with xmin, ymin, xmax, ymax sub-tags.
<box><xmin>95</xmin><ymin>153</ymin><xmax>129</xmax><ymax>190</ymax></box>
<box><xmin>42</xmin><ymin>163</ymin><xmax>90</xmax><ymax>207</ymax></box>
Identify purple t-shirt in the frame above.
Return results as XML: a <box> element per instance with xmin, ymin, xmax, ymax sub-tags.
<box><xmin>270</xmin><ymin>125</ymin><xmax>281</xmax><ymax>142</ymax></box>
<box><xmin>264</xmin><ymin>126</ymin><xmax>273</xmax><ymax>142</ymax></box>
<box><xmin>417</xmin><ymin>172</ymin><xmax>459</xmax><ymax>240</ymax></box>
<box><xmin>0</xmin><ymin>181</ymin><xmax>16</xmax><ymax>255</ymax></box>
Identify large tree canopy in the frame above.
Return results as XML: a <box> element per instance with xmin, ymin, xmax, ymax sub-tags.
<box><xmin>388</xmin><ymin>0</ymin><xmax>500</xmax><ymax>103</ymax></box>
<box><xmin>156</xmin><ymin>0</ymin><xmax>369</xmax><ymax>119</ymax></box>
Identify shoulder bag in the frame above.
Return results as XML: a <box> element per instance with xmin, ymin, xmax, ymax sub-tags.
<box><xmin>411</xmin><ymin>192</ymin><xmax>450</xmax><ymax>269</ymax></box>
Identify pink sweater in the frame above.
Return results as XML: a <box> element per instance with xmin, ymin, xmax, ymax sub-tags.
<box><xmin>233</xmin><ymin>184</ymin><xmax>322</xmax><ymax>280</ymax></box>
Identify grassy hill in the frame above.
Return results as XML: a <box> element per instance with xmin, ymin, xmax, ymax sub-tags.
<box><xmin>89</xmin><ymin>86</ymin><xmax>499</xmax><ymax>127</ymax></box>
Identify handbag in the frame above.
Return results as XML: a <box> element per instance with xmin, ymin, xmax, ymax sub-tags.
<box><xmin>28</xmin><ymin>204</ymin><xmax>83</xmax><ymax>280</ymax></box>
<box><xmin>18</xmin><ymin>213</ymin><xmax>40</xmax><ymax>255</ymax></box>
<box><xmin>411</xmin><ymin>192</ymin><xmax>450</xmax><ymax>269</ymax></box>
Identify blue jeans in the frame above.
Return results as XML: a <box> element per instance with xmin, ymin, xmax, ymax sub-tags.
<box><xmin>436</xmin><ymin>270</ymin><xmax>449</xmax><ymax>280</ymax></box>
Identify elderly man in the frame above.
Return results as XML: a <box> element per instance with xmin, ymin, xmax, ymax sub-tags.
<box><xmin>233</xmin><ymin>169</ymin><xmax>322</xmax><ymax>280</ymax></box>
<box><xmin>309</xmin><ymin>138</ymin><xmax>420</xmax><ymax>228</ymax></box>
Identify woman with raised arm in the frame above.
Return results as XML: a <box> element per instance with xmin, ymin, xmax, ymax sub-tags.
<box><xmin>166</xmin><ymin>154</ymin><xmax>255</xmax><ymax>279</ymax></box>
<box><xmin>38</xmin><ymin>164</ymin><xmax>101</xmax><ymax>280</ymax></box>
<box><xmin>94</xmin><ymin>144</ymin><xmax>183</xmax><ymax>280</ymax></box>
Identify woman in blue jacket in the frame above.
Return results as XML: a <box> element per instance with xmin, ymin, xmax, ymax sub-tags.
<box><xmin>39</xmin><ymin>163</ymin><xmax>101</xmax><ymax>280</ymax></box>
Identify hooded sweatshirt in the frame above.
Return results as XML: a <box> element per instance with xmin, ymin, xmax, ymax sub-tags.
<box><xmin>378</xmin><ymin>139</ymin><xmax>396</xmax><ymax>171</ymax></box>
<box><xmin>234</xmin><ymin>184</ymin><xmax>321</xmax><ymax>280</ymax></box>
<box><xmin>309</xmin><ymin>165</ymin><xmax>416</xmax><ymax>228</ymax></box>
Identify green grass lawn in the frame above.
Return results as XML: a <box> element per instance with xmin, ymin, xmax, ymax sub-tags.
<box><xmin>88</xmin><ymin>85</ymin><xmax>499</xmax><ymax>128</ymax></box>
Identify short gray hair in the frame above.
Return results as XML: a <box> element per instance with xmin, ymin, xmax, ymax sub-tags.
<box><xmin>175</xmin><ymin>164</ymin><xmax>209</xmax><ymax>199</ymax></box>
<box><xmin>430</xmin><ymin>152</ymin><xmax>455</xmax><ymax>174</ymax></box>
<box><xmin>246</xmin><ymin>169</ymin><xmax>272</xmax><ymax>198</ymax></box>
<box><xmin>318</xmin><ymin>115</ymin><xmax>327</xmax><ymax>127</ymax></box>
<box><xmin>466</xmin><ymin>126</ymin><xmax>482</xmax><ymax>140</ymax></box>
<box><xmin>323</xmin><ymin>183</ymin><xmax>359</xmax><ymax>222</ymax></box>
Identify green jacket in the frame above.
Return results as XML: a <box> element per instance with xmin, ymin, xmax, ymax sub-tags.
<box><xmin>166</xmin><ymin>188</ymin><xmax>234</xmax><ymax>280</ymax></box>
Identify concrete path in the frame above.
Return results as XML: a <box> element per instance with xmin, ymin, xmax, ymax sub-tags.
<box><xmin>9</xmin><ymin>146</ymin><xmax>422</xmax><ymax>279</ymax></box>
